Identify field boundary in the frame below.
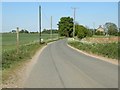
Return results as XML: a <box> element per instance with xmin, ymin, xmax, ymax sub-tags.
<box><xmin>67</xmin><ymin>44</ymin><xmax>118</xmax><ymax>65</ymax></box>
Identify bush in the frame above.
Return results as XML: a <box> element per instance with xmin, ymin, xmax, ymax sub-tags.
<box><xmin>95</xmin><ymin>31</ymin><xmax>104</xmax><ymax>35</ymax></box>
<box><xmin>77</xmin><ymin>29</ymin><xmax>85</xmax><ymax>39</ymax></box>
<box><xmin>76</xmin><ymin>25</ymin><xmax>93</xmax><ymax>39</ymax></box>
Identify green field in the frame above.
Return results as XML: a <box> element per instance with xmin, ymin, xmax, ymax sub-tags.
<box><xmin>1</xmin><ymin>33</ymin><xmax>59</xmax><ymax>70</ymax></box>
<box><xmin>2</xmin><ymin>33</ymin><xmax>58</xmax><ymax>50</ymax></box>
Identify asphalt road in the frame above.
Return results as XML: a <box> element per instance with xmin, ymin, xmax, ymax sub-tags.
<box><xmin>24</xmin><ymin>39</ymin><xmax>118</xmax><ymax>88</ymax></box>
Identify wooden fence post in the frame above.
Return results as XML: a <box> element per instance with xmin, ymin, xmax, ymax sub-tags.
<box><xmin>16</xmin><ymin>27</ymin><xmax>19</xmax><ymax>54</ymax></box>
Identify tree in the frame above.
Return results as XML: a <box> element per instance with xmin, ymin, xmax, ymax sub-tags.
<box><xmin>58</xmin><ymin>17</ymin><xmax>73</xmax><ymax>37</ymax></box>
<box><xmin>75</xmin><ymin>25</ymin><xmax>92</xmax><ymax>39</ymax></box>
<box><xmin>24</xmin><ymin>30</ymin><xmax>29</xmax><ymax>33</ymax></box>
<box><xmin>95</xmin><ymin>31</ymin><xmax>104</xmax><ymax>35</ymax></box>
<box><xmin>42</xmin><ymin>29</ymin><xmax>58</xmax><ymax>34</ymax></box>
<box><xmin>19</xmin><ymin>29</ymin><xmax>29</xmax><ymax>33</ymax></box>
<box><xmin>19</xmin><ymin>30</ymin><xmax>24</xmax><ymax>33</ymax></box>
<box><xmin>11</xmin><ymin>30</ymin><xmax>16</xmax><ymax>33</ymax></box>
<box><xmin>104</xmin><ymin>22</ymin><xmax>118</xmax><ymax>35</ymax></box>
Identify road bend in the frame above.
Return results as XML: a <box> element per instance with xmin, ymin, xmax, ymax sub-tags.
<box><xmin>24</xmin><ymin>39</ymin><xmax>118</xmax><ymax>88</ymax></box>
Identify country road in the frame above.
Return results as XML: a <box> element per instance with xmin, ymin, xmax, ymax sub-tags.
<box><xmin>24</xmin><ymin>39</ymin><xmax>118</xmax><ymax>88</ymax></box>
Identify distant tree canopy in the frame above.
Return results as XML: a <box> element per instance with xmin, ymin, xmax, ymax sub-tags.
<box><xmin>19</xmin><ymin>29</ymin><xmax>29</xmax><ymax>33</ymax></box>
<box><xmin>11</xmin><ymin>29</ymin><xmax>29</xmax><ymax>33</ymax></box>
<box><xmin>11</xmin><ymin>30</ymin><xmax>16</xmax><ymax>33</ymax></box>
<box><xmin>104</xmin><ymin>22</ymin><xmax>118</xmax><ymax>35</ymax></box>
<box><xmin>95</xmin><ymin>31</ymin><xmax>104</xmax><ymax>35</ymax></box>
<box><xmin>42</xmin><ymin>29</ymin><xmax>58</xmax><ymax>34</ymax></box>
<box><xmin>58</xmin><ymin>17</ymin><xmax>73</xmax><ymax>37</ymax></box>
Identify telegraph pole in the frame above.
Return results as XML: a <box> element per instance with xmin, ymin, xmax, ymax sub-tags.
<box><xmin>16</xmin><ymin>27</ymin><xmax>19</xmax><ymax>54</ymax></box>
<box><xmin>51</xmin><ymin>16</ymin><xmax>52</xmax><ymax>40</ymax></box>
<box><xmin>72</xmin><ymin>7</ymin><xmax>76</xmax><ymax>38</ymax></box>
<box><xmin>39</xmin><ymin>5</ymin><xmax>41</xmax><ymax>44</ymax></box>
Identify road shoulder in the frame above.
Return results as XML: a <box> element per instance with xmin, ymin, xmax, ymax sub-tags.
<box><xmin>67</xmin><ymin>44</ymin><xmax>118</xmax><ymax>65</ymax></box>
<box><xmin>2</xmin><ymin>45</ymin><xmax>47</xmax><ymax>88</ymax></box>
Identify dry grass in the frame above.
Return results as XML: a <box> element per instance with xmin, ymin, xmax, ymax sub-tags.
<box><xmin>83</xmin><ymin>36</ymin><xmax>119</xmax><ymax>43</ymax></box>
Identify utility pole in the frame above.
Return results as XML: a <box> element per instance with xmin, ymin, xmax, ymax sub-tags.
<box><xmin>72</xmin><ymin>7</ymin><xmax>76</xmax><ymax>39</ymax></box>
<box><xmin>51</xmin><ymin>16</ymin><xmax>52</xmax><ymax>40</ymax></box>
<box><xmin>16</xmin><ymin>27</ymin><xmax>19</xmax><ymax>54</ymax></box>
<box><xmin>39</xmin><ymin>5</ymin><xmax>41</xmax><ymax>44</ymax></box>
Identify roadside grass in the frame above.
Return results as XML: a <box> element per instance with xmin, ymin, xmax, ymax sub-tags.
<box><xmin>92</xmin><ymin>35</ymin><xmax>117</xmax><ymax>38</ymax></box>
<box><xmin>2</xmin><ymin>33</ymin><xmax>60</xmax><ymax>70</ymax></box>
<box><xmin>68</xmin><ymin>39</ymin><xmax>119</xmax><ymax>60</ymax></box>
<box><xmin>2</xmin><ymin>43</ymin><xmax>44</xmax><ymax>84</ymax></box>
<box><xmin>2</xmin><ymin>43</ymin><xmax>45</xmax><ymax>70</ymax></box>
<box><xmin>2</xmin><ymin>33</ymin><xmax>61</xmax><ymax>84</ymax></box>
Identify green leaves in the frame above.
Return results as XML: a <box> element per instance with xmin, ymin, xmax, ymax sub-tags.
<box><xmin>58</xmin><ymin>17</ymin><xmax>73</xmax><ymax>37</ymax></box>
<box><xmin>75</xmin><ymin>25</ymin><xmax>93</xmax><ymax>39</ymax></box>
<box><xmin>104</xmin><ymin>22</ymin><xmax>118</xmax><ymax>35</ymax></box>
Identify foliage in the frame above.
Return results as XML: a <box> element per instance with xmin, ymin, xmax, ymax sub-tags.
<box><xmin>58</xmin><ymin>17</ymin><xmax>73</xmax><ymax>37</ymax></box>
<box><xmin>30</xmin><ymin>32</ymin><xmax>38</xmax><ymax>34</ymax></box>
<box><xmin>19</xmin><ymin>29</ymin><xmax>29</xmax><ymax>33</ymax></box>
<box><xmin>118</xmin><ymin>31</ymin><xmax>120</xmax><ymax>36</ymax></box>
<box><xmin>95</xmin><ymin>31</ymin><xmax>104</xmax><ymax>35</ymax></box>
<box><xmin>104</xmin><ymin>22</ymin><xmax>118</xmax><ymax>35</ymax></box>
<box><xmin>42</xmin><ymin>29</ymin><xmax>58</xmax><ymax>34</ymax></box>
<box><xmin>75</xmin><ymin>24</ymin><xmax>93</xmax><ymax>39</ymax></box>
<box><xmin>11</xmin><ymin>30</ymin><xmax>16</xmax><ymax>33</ymax></box>
<box><xmin>87</xmin><ymin>29</ymin><xmax>93</xmax><ymax>37</ymax></box>
<box><xmin>68</xmin><ymin>41</ymin><xmax>118</xmax><ymax>59</ymax></box>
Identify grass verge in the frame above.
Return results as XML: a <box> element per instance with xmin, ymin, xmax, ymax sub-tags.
<box><xmin>2</xmin><ymin>38</ymin><xmax>62</xmax><ymax>85</ymax></box>
<box><xmin>68</xmin><ymin>39</ymin><xmax>119</xmax><ymax>60</ymax></box>
<box><xmin>2</xmin><ymin>43</ymin><xmax>45</xmax><ymax>83</ymax></box>
<box><xmin>2</xmin><ymin>43</ymin><xmax>45</xmax><ymax>70</ymax></box>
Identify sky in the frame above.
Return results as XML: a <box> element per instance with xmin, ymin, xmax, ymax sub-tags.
<box><xmin>2</xmin><ymin>2</ymin><xmax>118</xmax><ymax>32</ymax></box>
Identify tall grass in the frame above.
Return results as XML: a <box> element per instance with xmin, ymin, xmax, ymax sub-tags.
<box><xmin>2</xmin><ymin>43</ymin><xmax>44</xmax><ymax>70</ymax></box>
<box><xmin>68</xmin><ymin>41</ymin><xmax>119</xmax><ymax>60</ymax></box>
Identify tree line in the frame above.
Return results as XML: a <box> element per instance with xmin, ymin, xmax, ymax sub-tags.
<box><xmin>57</xmin><ymin>16</ymin><xmax>119</xmax><ymax>39</ymax></box>
<box><xmin>42</xmin><ymin>29</ymin><xmax>58</xmax><ymax>34</ymax></box>
<box><xmin>57</xmin><ymin>17</ymin><xmax>92</xmax><ymax>39</ymax></box>
<box><xmin>11</xmin><ymin>29</ymin><xmax>58</xmax><ymax>34</ymax></box>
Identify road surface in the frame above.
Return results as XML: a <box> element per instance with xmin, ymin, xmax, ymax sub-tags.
<box><xmin>24</xmin><ymin>39</ymin><xmax>118</xmax><ymax>88</ymax></box>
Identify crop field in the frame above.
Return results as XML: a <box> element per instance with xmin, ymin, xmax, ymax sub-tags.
<box><xmin>1</xmin><ymin>33</ymin><xmax>59</xmax><ymax>70</ymax></box>
<box><xmin>2</xmin><ymin>33</ymin><xmax>58</xmax><ymax>50</ymax></box>
<box><xmin>82</xmin><ymin>36</ymin><xmax>119</xmax><ymax>43</ymax></box>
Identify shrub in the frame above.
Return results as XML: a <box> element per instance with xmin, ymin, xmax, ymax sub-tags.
<box><xmin>95</xmin><ymin>31</ymin><xmax>104</xmax><ymax>35</ymax></box>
